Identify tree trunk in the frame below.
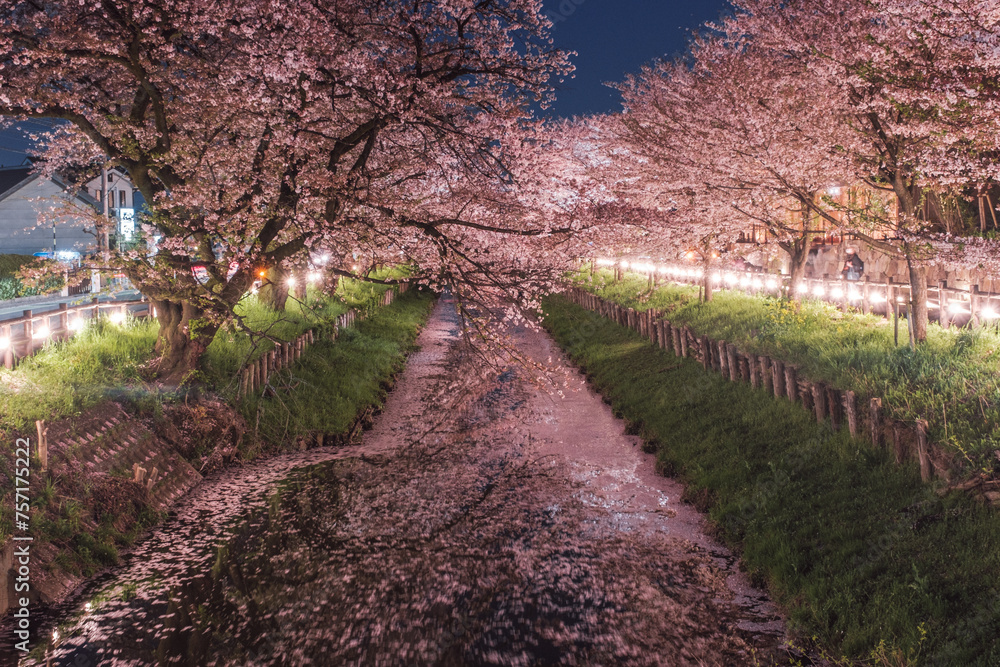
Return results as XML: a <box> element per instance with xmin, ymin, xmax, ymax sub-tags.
<box><xmin>259</xmin><ymin>264</ymin><xmax>289</xmax><ymax>311</ymax></box>
<box><xmin>702</xmin><ymin>253</ymin><xmax>713</xmax><ymax>303</ymax></box>
<box><xmin>907</xmin><ymin>259</ymin><xmax>929</xmax><ymax>343</ymax></box>
<box><xmin>786</xmin><ymin>237</ymin><xmax>810</xmax><ymax>301</ymax></box>
<box><xmin>151</xmin><ymin>299</ymin><xmax>219</xmax><ymax>385</ymax></box>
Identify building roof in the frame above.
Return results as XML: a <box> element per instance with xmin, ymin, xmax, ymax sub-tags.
<box><xmin>0</xmin><ymin>167</ymin><xmax>34</xmax><ymax>202</ymax></box>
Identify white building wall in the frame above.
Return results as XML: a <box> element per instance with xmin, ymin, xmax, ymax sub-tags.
<box><xmin>0</xmin><ymin>178</ymin><xmax>97</xmax><ymax>255</ymax></box>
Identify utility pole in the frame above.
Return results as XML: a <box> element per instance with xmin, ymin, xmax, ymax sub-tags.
<box><xmin>101</xmin><ymin>166</ymin><xmax>109</xmax><ymax>260</ymax></box>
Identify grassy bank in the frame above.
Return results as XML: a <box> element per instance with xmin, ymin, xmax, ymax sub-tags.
<box><xmin>0</xmin><ymin>274</ymin><xmax>406</xmax><ymax>432</ymax></box>
<box><xmin>571</xmin><ymin>269</ymin><xmax>1000</xmax><ymax>468</ymax></box>
<box><xmin>239</xmin><ymin>289</ymin><xmax>435</xmax><ymax>452</ymax></box>
<box><xmin>543</xmin><ymin>294</ymin><xmax>1000</xmax><ymax>666</ymax></box>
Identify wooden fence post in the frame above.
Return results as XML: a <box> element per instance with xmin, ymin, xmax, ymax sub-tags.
<box><xmin>916</xmin><ymin>419</ymin><xmax>932</xmax><ymax>482</ymax></box>
<box><xmin>671</xmin><ymin>326</ymin><xmax>682</xmax><ymax>357</ymax></box>
<box><xmin>845</xmin><ymin>390</ymin><xmax>858</xmax><ymax>438</ymax></box>
<box><xmin>784</xmin><ymin>365</ymin><xmax>798</xmax><ymax>402</ymax></box>
<box><xmin>827</xmin><ymin>386</ymin><xmax>843</xmax><ymax>431</ymax></box>
<box><xmin>35</xmin><ymin>420</ymin><xmax>48</xmax><ymax>472</ymax></box>
<box><xmin>726</xmin><ymin>344</ymin><xmax>739</xmax><ymax>382</ymax></box>
<box><xmin>772</xmin><ymin>359</ymin><xmax>786</xmax><ymax>399</ymax></box>
<box><xmin>812</xmin><ymin>383</ymin><xmax>827</xmax><ymax>423</ymax></box>
<box><xmin>680</xmin><ymin>327</ymin><xmax>690</xmax><ymax>358</ymax></box>
<box><xmin>700</xmin><ymin>336</ymin><xmax>711</xmax><ymax>370</ymax></box>
<box><xmin>2</xmin><ymin>324</ymin><xmax>12</xmax><ymax>369</ymax></box>
<box><xmin>759</xmin><ymin>356</ymin><xmax>772</xmax><ymax>394</ymax></box>
<box><xmin>715</xmin><ymin>340</ymin><xmax>726</xmax><ymax>375</ymax></box>
<box><xmin>750</xmin><ymin>357</ymin><xmax>761</xmax><ymax>388</ymax></box>
<box><xmin>739</xmin><ymin>355</ymin><xmax>751</xmax><ymax>383</ymax></box>
<box><xmin>869</xmin><ymin>397</ymin><xmax>883</xmax><ymax>447</ymax></box>
<box><xmin>939</xmin><ymin>282</ymin><xmax>950</xmax><ymax>329</ymax></box>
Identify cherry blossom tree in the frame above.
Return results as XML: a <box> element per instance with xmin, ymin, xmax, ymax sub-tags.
<box><xmin>725</xmin><ymin>0</ymin><xmax>1000</xmax><ymax>340</ymax></box>
<box><xmin>0</xmin><ymin>0</ymin><xmax>572</xmax><ymax>382</ymax></box>
<box><xmin>610</xmin><ymin>34</ymin><xmax>857</xmax><ymax>300</ymax></box>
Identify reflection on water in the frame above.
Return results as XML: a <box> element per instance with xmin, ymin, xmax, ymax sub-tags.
<box><xmin>34</xmin><ymin>432</ymin><xmax>771</xmax><ymax>666</ymax></box>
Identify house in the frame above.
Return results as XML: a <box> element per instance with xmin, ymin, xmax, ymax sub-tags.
<box><xmin>0</xmin><ymin>166</ymin><xmax>137</xmax><ymax>256</ymax></box>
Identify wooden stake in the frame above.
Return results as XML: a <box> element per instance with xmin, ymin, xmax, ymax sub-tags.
<box><xmin>827</xmin><ymin>386</ymin><xmax>843</xmax><ymax>431</ymax></box>
<box><xmin>726</xmin><ymin>344</ymin><xmax>739</xmax><ymax>382</ymax></box>
<box><xmin>869</xmin><ymin>397</ymin><xmax>883</xmax><ymax>447</ymax></box>
<box><xmin>700</xmin><ymin>336</ymin><xmax>711</xmax><ymax>370</ymax></box>
<box><xmin>35</xmin><ymin>420</ymin><xmax>48</xmax><ymax>472</ymax></box>
<box><xmin>784</xmin><ymin>365</ymin><xmax>798</xmax><ymax>402</ymax></box>
<box><xmin>812</xmin><ymin>383</ymin><xmax>827</xmax><ymax>423</ymax></box>
<box><xmin>771</xmin><ymin>359</ymin><xmax>786</xmax><ymax>399</ymax></box>
<box><xmin>759</xmin><ymin>356</ymin><xmax>772</xmax><ymax>394</ymax></box>
<box><xmin>671</xmin><ymin>326</ymin><xmax>682</xmax><ymax>357</ymax></box>
<box><xmin>915</xmin><ymin>419</ymin><xmax>932</xmax><ymax>482</ymax></box>
<box><xmin>845</xmin><ymin>390</ymin><xmax>858</xmax><ymax>438</ymax></box>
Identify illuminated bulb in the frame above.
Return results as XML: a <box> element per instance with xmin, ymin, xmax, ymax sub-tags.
<box><xmin>352</xmin><ymin>264</ymin><xmax>360</xmax><ymax>272</ymax></box>
<box><xmin>318</xmin><ymin>254</ymin><xmax>330</xmax><ymax>265</ymax></box>
<box><xmin>752</xmin><ymin>279</ymin><xmax>763</xmax><ymax>289</ymax></box>
<box><xmin>848</xmin><ymin>288</ymin><xmax>861</xmax><ymax>302</ymax></box>
<box><xmin>739</xmin><ymin>276</ymin><xmax>751</xmax><ymax>287</ymax></box>
<box><xmin>871</xmin><ymin>292</ymin><xmax>886</xmax><ymax>303</ymax></box>
<box><xmin>259</xmin><ymin>270</ymin><xmax>267</xmax><ymax>278</ymax></box>
<box><xmin>694</xmin><ymin>269</ymin><xmax>705</xmax><ymax>278</ymax></box>
<box><xmin>981</xmin><ymin>307</ymin><xmax>999</xmax><ymax>320</ymax></box>
<box><xmin>712</xmin><ymin>273</ymin><xmax>723</xmax><ymax>283</ymax></box>
<box><xmin>109</xmin><ymin>311</ymin><xmax>126</xmax><ymax>325</ymax></box>
<box><xmin>658</xmin><ymin>266</ymin><xmax>669</xmax><ymax>274</ymax></box>
<box><xmin>308</xmin><ymin>272</ymin><xmax>321</xmax><ymax>283</ymax></box>
<box><xmin>813</xmin><ymin>285</ymin><xmax>826</xmax><ymax>297</ymax></box>
<box><xmin>286</xmin><ymin>277</ymin><xmax>297</xmax><ymax>288</ymax></box>
<box><xmin>0</xmin><ymin>337</ymin><xmax>9</xmax><ymax>350</ymax></box>
<box><xmin>33</xmin><ymin>325</ymin><xmax>50</xmax><ymax>339</ymax></box>
<box><xmin>766</xmin><ymin>280</ymin><xmax>778</xmax><ymax>290</ymax></box>
<box><xmin>948</xmin><ymin>301</ymin><xmax>966</xmax><ymax>315</ymax></box>
<box><xmin>831</xmin><ymin>287</ymin><xmax>844</xmax><ymax>299</ymax></box>
<box><xmin>725</xmin><ymin>274</ymin><xmax>737</xmax><ymax>285</ymax></box>
<box><xmin>69</xmin><ymin>318</ymin><xmax>85</xmax><ymax>331</ymax></box>
<box><xmin>796</xmin><ymin>284</ymin><xmax>809</xmax><ymax>294</ymax></box>
<box><xmin>620</xmin><ymin>261</ymin><xmax>630</xmax><ymax>270</ymax></box>
<box><xmin>85</xmin><ymin>602</ymin><xmax>92</xmax><ymax>612</ymax></box>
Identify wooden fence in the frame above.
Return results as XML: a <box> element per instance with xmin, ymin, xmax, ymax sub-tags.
<box><xmin>593</xmin><ymin>261</ymin><xmax>1000</xmax><ymax>330</ymax></box>
<box><xmin>237</xmin><ymin>282</ymin><xmax>408</xmax><ymax>398</ymax></box>
<box><xmin>565</xmin><ymin>287</ymin><xmax>967</xmax><ymax>487</ymax></box>
<box><xmin>1</xmin><ymin>298</ymin><xmax>148</xmax><ymax>369</ymax></box>
<box><xmin>1</xmin><ymin>281</ymin><xmax>411</xmax><ymax>394</ymax></box>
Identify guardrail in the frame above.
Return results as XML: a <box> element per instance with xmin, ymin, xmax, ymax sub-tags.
<box><xmin>593</xmin><ymin>260</ymin><xmax>1000</xmax><ymax>330</ymax></box>
<box><xmin>0</xmin><ymin>298</ymin><xmax>150</xmax><ymax>369</ymax></box>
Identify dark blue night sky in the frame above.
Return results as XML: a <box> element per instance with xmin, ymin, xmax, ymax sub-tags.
<box><xmin>0</xmin><ymin>1</ymin><xmax>732</xmax><ymax>164</ymax></box>
<box><xmin>541</xmin><ymin>0</ymin><xmax>732</xmax><ymax>118</ymax></box>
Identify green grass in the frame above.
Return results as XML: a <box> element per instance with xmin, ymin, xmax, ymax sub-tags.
<box><xmin>572</xmin><ymin>269</ymin><xmax>1000</xmax><ymax>467</ymax></box>
<box><xmin>240</xmin><ymin>289</ymin><xmax>435</xmax><ymax>448</ymax></box>
<box><xmin>543</xmin><ymin>295</ymin><xmax>1000</xmax><ymax>666</ymax></box>
<box><xmin>0</xmin><ymin>271</ymin><xmax>413</xmax><ymax>431</ymax></box>
<box><xmin>0</xmin><ymin>316</ymin><xmax>160</xmax><ymax>431</ymax></box>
